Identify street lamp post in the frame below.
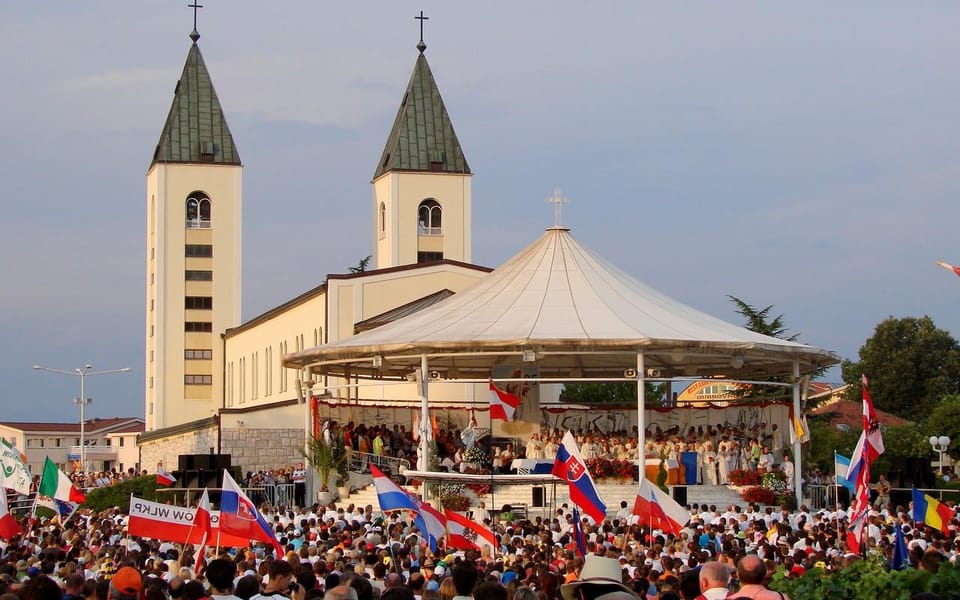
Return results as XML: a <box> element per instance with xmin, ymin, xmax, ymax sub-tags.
<box><xmin>929</xmin><ymin>435</ymin><xmax>951</xmax><ymax>476</ymax></box>
<box><xmin>33</xmin><ymin>364</ymin><xmax>132</xmax><ymax>472</ymax></box>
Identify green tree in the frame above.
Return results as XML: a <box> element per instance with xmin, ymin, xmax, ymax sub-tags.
<box><xmin>841</xmin><ymin>316</ymin><xmax>960</xmax><ymax>421</ymax></box>
<box><xmin>561</xmin><ymin>381</ymin><xmax>665</xmax><ymax>406</ymax></box>
<box><xmin>728</xmin><ymin>295</ymin><xmax>798</xmax><ymax>341</ymax></box>
<box><xmin>349</xmin><ymin>255</ymin><xmax>372</xmax><ymax>274</ymax></box>
<box><xmin>922</xmin><ymin>394</ymin><xmax>960</xmax><ymax>460</ymax></box>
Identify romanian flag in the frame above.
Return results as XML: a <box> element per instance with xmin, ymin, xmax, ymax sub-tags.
<box><xmin>912</xmin><ymin>488</ymin><xmax>954</xmax><ymax>533</ymax></box>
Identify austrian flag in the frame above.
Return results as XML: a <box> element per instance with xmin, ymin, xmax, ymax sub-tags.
<box><xmin>488</xmin><ymin>380</ymin><xmax>521</xmax><ymax>421</ymax></box>
<box><xmin>445</xmin><ymin>509</ymin><xmax>496</xmax><ymax>551</ymax></box>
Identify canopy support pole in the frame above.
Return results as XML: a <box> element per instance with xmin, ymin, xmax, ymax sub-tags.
<box><xmin>418</xmin><ymin>354</ymin><xmax>430</xmax><ymax>501</ymax></box>
<box><xmin>636</xmin><ymin>352</ymin><xmax>646</xmax><ymax>489</ymax></box>
<box><xmin>792</xmin><ymin>360</ymin><xmax>802</xmax><ymax>510</ymax></box>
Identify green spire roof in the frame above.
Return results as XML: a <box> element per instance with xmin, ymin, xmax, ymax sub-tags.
<box><xmin>373</xmin><ymin>49</ymin><xmax>469</xmax><ymax>180</ymax></box>
<box><xmin>151</xmin><ymin>36</ymin><xmax>240</xmax><ymax>167</ymax></box>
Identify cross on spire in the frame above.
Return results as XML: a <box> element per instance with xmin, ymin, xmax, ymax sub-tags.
<box><xmin>415</xmin><ymin>11</ymin><xmax>429</xmax><ymax>53</ymax></box>
<box><xmin>188</xmin><ymin>2</ymin><xmax>203</xmax><ymax>42</ymax></box>
<box><xmin>546</xmin><ymin>188</ymin><xmax>570</xmax><ymax>227</ymax></box>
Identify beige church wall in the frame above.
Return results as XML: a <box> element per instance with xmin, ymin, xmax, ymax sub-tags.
<box><xmin>358</xmin><ymin>269</ymin><xmax>486</xmax><ymax>320</ymax></box>
<box><xmin>146</xmin><ymin>163</ymin><xmax>242</xmax><ymax>431</ymax></box>
<box><xmin>140</xmin><ymin>424</ymin><xmax>218</xmax><ymax>472</ymax></box>
<box><xmin>395</xmin><ymin>173</ymin><xmax>471</xmax><ymax>265</ymax></box>
<box><xmin>373</xmin><ymin>176</ymin><xmax>396</xmax><ymax>269</ymax></box>
<box><xmin>223</xmin><ymin>290</ymin><xmax>326</xmax><ymax>409</ymax></box>
<box><xmin>373</xmin><ymin>172</ymin><xmax>471</xmax><ymax>268</ymax></box>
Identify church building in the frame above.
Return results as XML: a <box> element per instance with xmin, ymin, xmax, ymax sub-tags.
<box><xmin>139</xmin><ymin>27</ymin><xmax>501</xmax><ymax>472</ymax></box>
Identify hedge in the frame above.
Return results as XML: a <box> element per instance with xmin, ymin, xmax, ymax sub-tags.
<box><xmin>769</xmin><ymin>556</ymin><xmax>960</xmax><ymax>600</ymax></box>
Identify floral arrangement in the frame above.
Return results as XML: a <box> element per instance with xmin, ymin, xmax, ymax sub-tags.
<box><xmin>585</xmin><ymin>458</ymin><xmax>636</xmax><ymax>480</ymax></box>
<box><xmin>761</xmin><ymin>471</ymin><xmax>788</xmax><ymax>493</ymax></box>
<box><xmin>464</xmin><ymin>447</ymin><xmax>490</xmax><ymax>467</ymax></box>
<box><xmin>729</xmin><ymin>469</ymin><xmax>762</xmax><ymax>486</ymax></box>
<box><xmin>740</xmin><ymin>485</ymin><xmax>777</xmax><ymax>505</ymax></box>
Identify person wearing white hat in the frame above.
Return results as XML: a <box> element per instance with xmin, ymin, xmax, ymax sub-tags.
<box><xmin>560</xmin><ymin>555</ymin><xmax>637</xmax><ymax>600</ymax></box>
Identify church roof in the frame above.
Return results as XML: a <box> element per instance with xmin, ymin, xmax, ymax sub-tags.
<box><xmin>373</xmin><ymin>47</ymin><xmax>469</xmax><ymax>180</ymax></box>
<box><xmin>151</xmin><ymin>34</ymin><xmax>240</xmax><ymax>167</ymax></box>
<box><xmin>354</xmin><ymin>288</ymin><xmax>455</xmax><ymax>334</ymax></box>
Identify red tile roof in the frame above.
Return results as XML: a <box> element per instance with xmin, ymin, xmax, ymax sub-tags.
<box><xmin>0</xmin><ymin>417</ymin><xmax>144</xmax><ymax>434</ymax></box>
<box><xmin>810</xmin><ymin>400</ymin><xmax>911</xmax><ymax>428</ymax></box>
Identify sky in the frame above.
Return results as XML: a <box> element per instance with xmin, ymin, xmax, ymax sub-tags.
<box><xmin>2</xmin><ymin>2</ymin><xmax>960</xmax><ymax>422</ymax></box>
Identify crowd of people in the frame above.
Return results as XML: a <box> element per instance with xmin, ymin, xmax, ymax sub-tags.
<box><xmin>1</xmin><ymin>473</ymin><xmax>959</xmax><ymax>600</ymax></box>
<box><xmin>321</xmin><ymin>419</ymin><xmax>794</xmax><ymax>489</ymax></box>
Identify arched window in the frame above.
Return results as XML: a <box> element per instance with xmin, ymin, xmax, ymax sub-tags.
<box><xmin>186</xmin><ymin>192</ymin><xmax>212</xmax><ymax>228</ymax></box>
<box><xmin>418</xmin><ymin>199</ymin><xmax>442</xmax><ymax>235</ymax></box>
<box><xmin>379</xmin><ymin>202</ymin><xmax>387</xmax><ymax>237</ymax></box>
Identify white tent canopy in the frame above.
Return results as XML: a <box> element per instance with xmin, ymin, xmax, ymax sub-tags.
<box><xmin>285</xmin><ymin>226</ymin><xmax>837</xmax><ymax>381</ymax></box>
<box><xmin>285</xmin><ymin>226</ymin><xmax>838</xmax><ymax>507</ymax></box>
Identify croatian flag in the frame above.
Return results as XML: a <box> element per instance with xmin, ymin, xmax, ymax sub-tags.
<box><xmin>219</xmin><ymin>470</ymin><xmax>282</xmax><ymax>556</ymax></box>
<box><xmin>371</xmin><ymin>465</ymin><xmax>421</xmax><ymax>512</ymax></box>
<box><xmin>445</xmin><ymin>509</ymin><xmax>496</xmax><ymax>551</ymax></box>
<box><xmin>370</xmin><ymin>466</ymin><xmax>446</xmax><ymax>550</ymax></box>
<box><xmin>157</xmin><ymin>466</ymin><xmax>177</xmax><ymax>487</ymax></box>
<box><xmin>846</xmin><ymin>375</ymin><xmax>884</xmax><ymax>482</ymax></box>
<box><xmin>552</xmin><ymin>431</ymin><xmax>606</xmax><ymax>523</ymax></box>
<box><xmin>193</xmin><ymin>489</ymin><xmax>211</xmax><ymax>577</ymax></box>
<box><xmin>632</xmin><ymin>478</ymin><xmax>689</xmax><ymax>536</ymax></box>
<box><xmin>489</xmin><ymin>380</ymin><xmax>521</xmax><ymax>421</ymax></box>
<box><xmin>412</xmin><ymin>500</ymin><xmax>447</xmax><ymax>552</ymax></box>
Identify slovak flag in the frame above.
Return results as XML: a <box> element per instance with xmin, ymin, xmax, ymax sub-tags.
<box><xmin>0</xmin><ymin>472</ymin><xmax>22</xmax><ymax>539</ymax></box>
<box><xmin>445</xmin><ymin>509</ymin><xmax>497</xmax><ymax>551</ymax></box>
<box><xmin>552</xmin><ymin>431</ymin><xmax>606</xmax><ymax>523</ymax></box>
<box><xmin>632</xmin><ymin>478</ymin><xmax>689</xmax><ymax>536</ymax></box>
<box><xmin>157</xmin><ymin>466</ymin><xmax>177</xmax><ymax>487</ymax></box>
<box><xmin>219</xmin><ymin>470</ymin><xmax>282</xmax><ymax>556</ymax></box>
<box><xmin>193</xmin><ymin>488</ymin><xmax>211</xmax><ymax>577</ymax></box>
<box><xmin>489</xmin><ymin>380</ymin><xmax>521</xmax><ymax>421</ymax></box>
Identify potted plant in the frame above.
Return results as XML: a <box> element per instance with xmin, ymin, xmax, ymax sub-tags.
<box><xmin>302</xmin><ymin>434</ymin><xmax>345</xmax><ymax>505</ymax></box>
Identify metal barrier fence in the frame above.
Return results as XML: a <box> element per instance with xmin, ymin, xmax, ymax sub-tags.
<box><xmin>806</xmin><ymin>484</ymin><xmax>960</xmax><ymax>510</ymax></box>
<box><xmin>347</xmin><ymin>451</ymin><xmax>411</xmax><ymax>478</ymax></box>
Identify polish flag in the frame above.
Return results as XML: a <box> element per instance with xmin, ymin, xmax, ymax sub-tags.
<box><xmin>157</xmin><ymin>466</ymin><xmax>177</xmax><ymax>487</ymax></box>
<box><xmin>193</xmin><ymin>489</ymin><xmax>211</xmax><ymax>577</ymax></box>
<box><xmin>489</xmin><ymin>380</ymin><xmax>521</xmax><ymax>421</ymax></box>
<box><xmin>0</xmin><ymin>473</ymin><xmax>22</xmax><ymax>539</ymax></box>
<box><xmin>445</xmin><ymin>509</ymin><xmax>497</xmax><ymax>551</ymax></box>
<box><xmin>936</xmin><ymin>260</ymin><xmax>960</xmax><ymax>277</ymax></box>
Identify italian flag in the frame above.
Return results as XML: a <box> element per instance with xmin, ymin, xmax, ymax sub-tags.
<box><xmin>39</xmin><ymin>458</ymin><xmax>86</xmax><ymax>504</ymax></box>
